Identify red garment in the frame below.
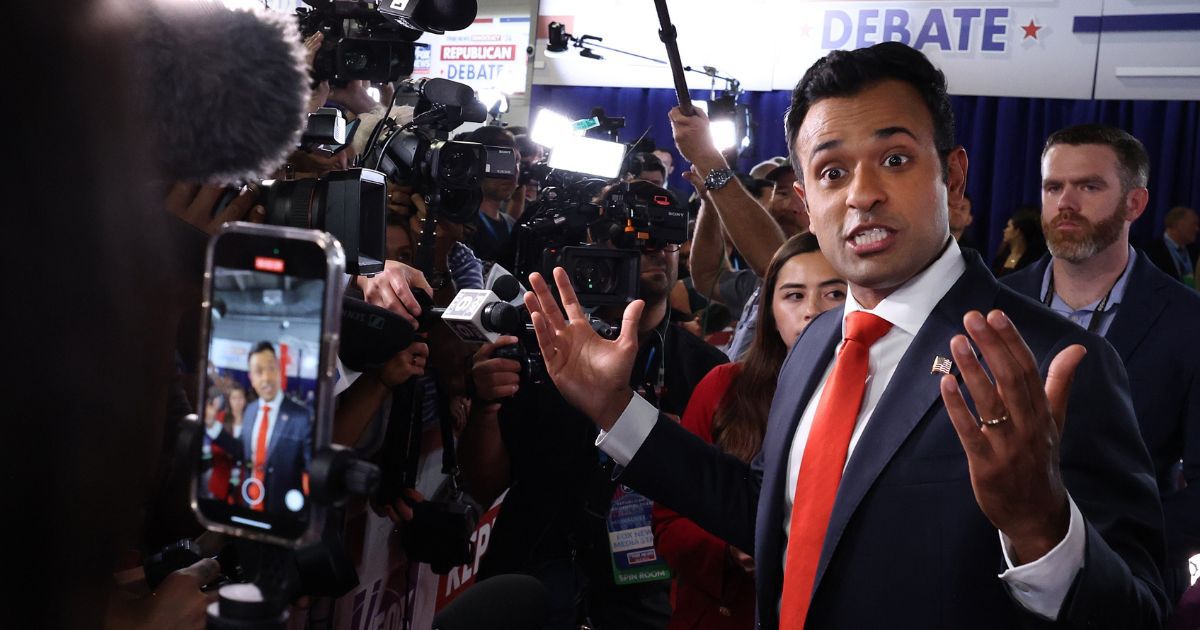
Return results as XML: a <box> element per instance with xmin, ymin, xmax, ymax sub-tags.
<box><xmin>653</xmin><ymin>362</ymin><xmax>754</xmax><ymax>630</ymax></box>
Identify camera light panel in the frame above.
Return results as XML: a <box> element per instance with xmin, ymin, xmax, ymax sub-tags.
<box><xmin>547</xmin><ymin>136</ymin><xmax>625</xmax><ymax>180</ymax></box>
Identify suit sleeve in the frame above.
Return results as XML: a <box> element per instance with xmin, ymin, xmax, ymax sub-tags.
<box><xmin>620</xmin><ymin>398</ymin><xmax>761</xmax><ymax>555</ymax></box>
<box><xmin>1053</xmin><ymin>332</ymin><xmax>1172</xmax><ymax>629</ymax></box>
<box><xmin>1162</xmin><ymin>352</ymin><xmax>1200</xmax><ymax>562</ymax></box>
<box><xmin>652</xmin><ymin>365</ymin><xmax>740</xmax><ymax>600</ymax></box>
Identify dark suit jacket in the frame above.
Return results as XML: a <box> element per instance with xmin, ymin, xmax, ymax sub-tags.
<box><xmin>1142</xmin><ymin>237</ymin><xmax>1188</xmax><ymax>283</ymax></box>
<box><xmin>1004</xmin><ymin>251</ymin><xmax>1200</xmax><ymax>596</ymax></box>
<box><xmin>241</xmin><ymin>396</ymin><xmax>313</xmax><ymax>514</ymax></box>
<box><xmin>620</xmin><ymin>251</ymin><xmax>1169</xmax><ymax>629</ymax></box>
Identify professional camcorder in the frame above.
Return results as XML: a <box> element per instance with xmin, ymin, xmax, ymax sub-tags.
<box><xmin>298</xmin><ymin>0</ymin><xmax>477</xmax><ymax>83</ymax></box>
<box><xmin>513</xmin><ymin>176</ymin><xmax>689</xmax><ymax>307</ymax></box>
<box><xmin>362</xmin><ymin>77</ymin><xmax>517</xmax><ymax>224</ymax></box>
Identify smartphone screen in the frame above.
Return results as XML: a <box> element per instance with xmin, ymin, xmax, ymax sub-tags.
<box><xmin>194</xmin><ymin>225</ymin><xmax>341</xmax><ymax>545</ymax></box>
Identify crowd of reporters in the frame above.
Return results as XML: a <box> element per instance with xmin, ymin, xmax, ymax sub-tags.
<box><xmin>10</xmin><ymin>2</ymin><xmax>1200</xmax><ymax>630</ymax></box>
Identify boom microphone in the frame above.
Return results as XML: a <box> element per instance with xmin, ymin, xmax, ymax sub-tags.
<box><xmin>136</xmin><ymin>1</ymin><xmax>310</xmax><ymax>185</ymax></box>
<box><xmin>431</xmin><ymin>574</ymin><xmax>548</xmax><ymax>630</ymax></box>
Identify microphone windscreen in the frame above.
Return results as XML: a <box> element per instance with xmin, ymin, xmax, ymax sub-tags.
<box><xmin>416</xmin><ymin>0</ymin><xmax>478</xmax><ymax>32</ymax></box>
<box><xmin>421</xmin><ymin>78</ymin><xmax>476</xmax><ymax>108</ymax></box>
<box><xmin>489</xmin><ymin>274</ymin><xmax>521</xmax><ymax>302</ymax></box>
<box><xmin>137</xmin><ymin>1</ymin><xmax>309</xmax><ymax>185</ymax></box>
<box><xmin>339</xmin><ymin>296</ymin><xmax>417</xmax><ymax>371</ymax></box>
<box><xmin>461</xmin><ymin>100</ymin><xmax>488</xmax><ymax>124</ymax></box>
<box><xmin>431</xmin><ymin>574</ymin><xmax>547</xmax><ymax>630</ymax></box>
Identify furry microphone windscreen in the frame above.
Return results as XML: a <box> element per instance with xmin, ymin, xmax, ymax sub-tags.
<box><xmin>136</xmin><ymin>1</ymin><xmax>310</xmax><ymax>185</ymax></box>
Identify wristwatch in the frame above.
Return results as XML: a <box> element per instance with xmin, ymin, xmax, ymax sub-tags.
<box><xmin>703</xmin><ymin>167</ymin><xmax>735</xmax><ymax>191</ymax></box>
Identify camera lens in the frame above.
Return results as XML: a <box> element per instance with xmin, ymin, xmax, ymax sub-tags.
<box><xmin>439</xmin><ymin>145</ymin><xmax>474</xmax><ymax>181</ymax></box>
<box><xmin>343</xmin><ymin>51</ymin><xmax>369</xmax><ymax>72</ymax></box>
<box><xmin>571</xmin><ymin>258</ymin><xmax>617</xmax><ymax>294</ymax></box>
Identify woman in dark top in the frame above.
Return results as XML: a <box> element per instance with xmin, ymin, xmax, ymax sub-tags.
<box><xmin>992</xmin><ymin>206</ymin><xmax>1047</xmax><ymax>277</ymax></box>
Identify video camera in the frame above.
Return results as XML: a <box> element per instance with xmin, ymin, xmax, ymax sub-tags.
<box><xmin>298</xmin><ymin>0</ymin><xmax>477</xmax><ymax>84</ymax></box>
<box><xmin>362</xmin><ymin>78</ymin><xmax>517</xmax><ymax>225</ymax></box>
<box><xmin>513</xmin><ymin>175</ymin><xmax>689</xmax><ymax>308</ymax></box>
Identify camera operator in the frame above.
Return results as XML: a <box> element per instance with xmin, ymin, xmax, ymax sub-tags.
<box><xmin>459</xmin><ymin>182</ymin><xmax>728</xmax><ymax>630</ymax></box>
<box><xmin>674</xmin><ymin>107</ymin><xmax>794</xmax><ymax>359</ymax></box>
<box><xmin>465</xmin><ymin>126</ymin><xmax>522</xmax><ymax>264</ymax></box>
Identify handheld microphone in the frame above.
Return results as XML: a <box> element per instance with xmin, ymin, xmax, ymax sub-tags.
<box><xmin>484</xmin><ymin>263</ymin><xmax>526</xmax><ymax>306</ymax></box>
<box><xmin>439</xmin><ymin>289</ymin><xmax>522</xmax><ymax>343</ymax></box>
<box><xmin>431</xmin><ymin>574</ymin><xmax>547</xmax><ymax>630</ymax></box>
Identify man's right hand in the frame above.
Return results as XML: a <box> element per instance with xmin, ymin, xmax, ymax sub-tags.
<box><xmin>471</xmin><ymin>336</ymin><xmax>522</xmax><ymax>401</ymax></box>
<box><xmin>107</xmin><ymin>559</ymin><xmax>219</xmax><ymax>630</ymax></box>
<box><xmin>523</xmin><ymin>269</ymin><xmax>643</xmax><ymax>430</ymax></box>
<box><xmin>669</xmin><ymin>106</ymin><xmax>727</xmax><ymax>173</ymax></box>
<box><xmin>355</xmin><ymin>260</ymin><xmax>433</xmax><ymax>327</ymax></box>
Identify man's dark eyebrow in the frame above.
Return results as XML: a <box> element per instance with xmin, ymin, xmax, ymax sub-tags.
<box><xmin>875</xmin><ymin>126</ymin><xmax>918</xmax><ymax>141</ymax></box>
<box><xmin>811</xmin><ymin>139</ymin><xmax>840</xmax><ymax>160</ymax></box>
<box><xmin>809</xmin><ymin>127</ymin><xmax>917</xmax><ymax>160</ymax></box>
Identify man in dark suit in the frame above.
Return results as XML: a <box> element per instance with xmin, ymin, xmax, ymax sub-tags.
<box><xmin>1003</xmin><ymin>125</ymin><xmax>1200</xmax><ymax>601</ymax></box>
<box><xmin>1143</xmin><ymin>206</ymin><xmax>1198</xmax><ymax>287</ymax></box>
<box><xmin>239</xmin><ymin>341</ymin><xmax>313</xmax><ymax>514</ymax></box>
<box><xmin>521</xmin><ymin>43</ymin><xmax>1169</xmax><ymax>629</ymax></box>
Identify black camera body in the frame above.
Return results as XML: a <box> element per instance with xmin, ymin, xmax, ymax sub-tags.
<box><xmin>260</xmin><ymin>167</ymin><xmax>387</xmax><ymax>276</ymax></box>
<box><xmin>298</xmin><ymin>0</ymin><xmax>424</xmax><ymax>84</ymax></box>
<box><xmin>363</xmin><ymin>79</ymin><xmax>517</xmax><ymax>225</ymax></box>
<box><xmin>513</xmin><ymin>174</ymin><xmax>688</xmax><ymax>308</ymax></box>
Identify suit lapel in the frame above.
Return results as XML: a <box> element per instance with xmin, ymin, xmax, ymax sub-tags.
<box><xmin>267</xmin><ymin>399</ymin><xmax>289</xmax><ymax>457</ymax></box>
<box><xmin>1104</xmin><ymin>253</ymin><xmax>1166</xmax><ymax>362</ymax></box>
<box><xmin>812</xmin><ymin>254</ymin><xmax>998</xmax><ymax>594</ymax></box>
<box><xmin>242</xmin><ymin>400</ymin><xmax>260</xmax><ymax>460</ymax></box>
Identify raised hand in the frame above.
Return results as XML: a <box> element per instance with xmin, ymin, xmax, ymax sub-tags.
<box><xmin>939</xmin><ymin>309</ymin><xmax>1087</xmax><ymax>564</ymax></box>
<box><xmin>523</xmin><ymin>268</ymin><xmax>643</xmax><ymax>430</ymax></box>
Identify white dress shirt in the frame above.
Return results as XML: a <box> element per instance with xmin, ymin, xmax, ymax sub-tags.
<box><xmin>598</xmin><ymin>239</ymin><xmax>1085</xmax><ymax>620</ymax></box>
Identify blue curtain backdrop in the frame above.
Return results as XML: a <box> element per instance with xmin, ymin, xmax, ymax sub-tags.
<box><xmin>530</xmin><ymin>85</ymin><xmax>1200</xmax><ymax>261</ymax></box>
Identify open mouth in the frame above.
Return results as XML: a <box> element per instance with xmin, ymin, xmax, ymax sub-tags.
<box><xmin>846</xmin><ymin>225</ymin><xmax>896</xmax><ymax>254</ymax></box>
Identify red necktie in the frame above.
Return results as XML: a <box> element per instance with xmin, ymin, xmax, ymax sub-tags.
<box><xmin>779</xmin><ymin>311</ymin><xmax>893</xmax><ymax>628</ymax></box>
<box><xmin>250</xmin><ymin>404</ymin><xmax>271</xmax><ymax>511</ymax></box>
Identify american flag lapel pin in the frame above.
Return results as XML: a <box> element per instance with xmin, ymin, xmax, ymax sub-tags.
<box><xmin>931</xmin><ymin>356</ymin><xmax>953</xmax><ymax>375</ymax></box>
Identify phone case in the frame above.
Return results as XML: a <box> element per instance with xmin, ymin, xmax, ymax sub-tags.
<box><xmin>189</xmin><ymin>222</ymin><xmax>346</xmax><ymax>548</ymax></box>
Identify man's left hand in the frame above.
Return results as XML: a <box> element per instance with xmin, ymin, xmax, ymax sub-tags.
<box><xmin>939</xmin><ymin>309</ymin><xmax>1086</xmax><ymax>564</ymax></box>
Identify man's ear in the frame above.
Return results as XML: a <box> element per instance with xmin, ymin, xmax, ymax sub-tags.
<box><xmin>1124</xmin><ymin>187</ymin><xmax>1149</xmax><ymax>223</ymax></box>
<box><xmin>945</xmin><ymin>146</ymin><xmax>968</xmax><ymax>203</ymax></box>
<box><xmin>793</xmin><ymin>180</ymin><xmax>810</xmax><ymax>217</ymax></box>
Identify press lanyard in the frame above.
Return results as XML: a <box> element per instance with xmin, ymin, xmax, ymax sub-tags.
<box><xmin>1042</xmin><ymin>264</ymin><xmax>1129</xmax><ymax>334</ymax></box>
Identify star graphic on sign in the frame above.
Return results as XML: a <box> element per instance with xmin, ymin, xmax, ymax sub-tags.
<box><xmin>1021</xmin><ymin>19</ymin><xmax>1043</xmax><ymax>40</ymax></box>
<box><xmin>799</xmin><ymin>23</ymin><xmax>813</xmax><ymax>38</ymax></box>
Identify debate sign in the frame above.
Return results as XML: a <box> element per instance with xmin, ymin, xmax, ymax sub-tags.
<box><xmin>533</xmin><ymin>0</ymin><xmax>1200</xmax><ymax>100</ymax></box>
<box><xmin>413</xmin><ymin>16</ymin><xmax>531</xmax><ymax>95</ymax></box>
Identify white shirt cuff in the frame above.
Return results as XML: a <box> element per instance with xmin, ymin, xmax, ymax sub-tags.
<box><xmin>594</xmin><ymin>393</ymin><xmax>658</xmax><ymax>466</ymax></box>
<box><xmin>205</xmin><ymin>423</ymin><xmax>223</xmax><ymax>440</ymax></box>
<box><xmin>997</xmin><ymin>495</ymin><xmax>1086</xmax><ymax>620</ymax></box>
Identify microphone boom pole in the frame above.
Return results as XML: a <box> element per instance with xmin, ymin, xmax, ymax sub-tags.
<box><xmin>652</xmin><ymin>0</ymin><xmax>695</xmax><ymax>116</ymax></box>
